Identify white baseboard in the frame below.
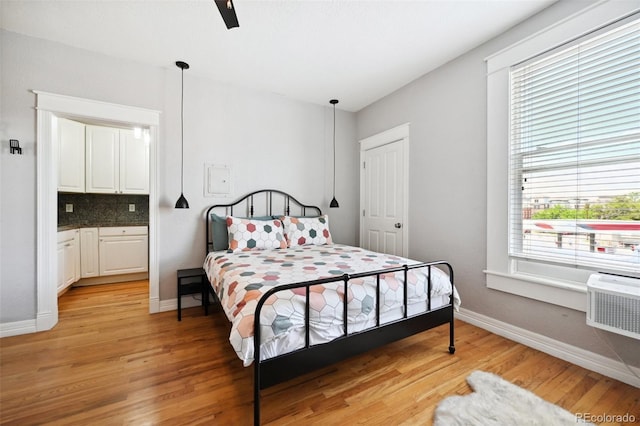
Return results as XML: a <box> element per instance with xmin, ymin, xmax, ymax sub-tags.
<box><xmin>456</xmin><ymin>308</ymin><xmax>640</xmax><ymax>388</ymax></box>
<box><xmin>149</xmin><ymin>296</ymin><xmax>160</xmax><ymax>314</ymax></box>
<box><xmin>158</xmin><ymin>295</ymin><xmax>204</xmax><ymax>313</ymax></box>
<box><xmin>1</xmin><ymin>319</ymin><xmax>37</xmax><ymax>338</ymax></box>
<box><xmin>2</xmin><ymin>296</ymin><xmax>206</xmax><ymax>337</ymax></box>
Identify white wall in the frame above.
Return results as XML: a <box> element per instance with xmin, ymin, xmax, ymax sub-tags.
<box><xmin>0</xmin><ymin>29</ymin><xmax>358</xmax><ymax>323</ymax></box>
<box><xmin>357</xmin><ymin>0</ymin><xmax>640</xmax><ymax>366</ymax></box>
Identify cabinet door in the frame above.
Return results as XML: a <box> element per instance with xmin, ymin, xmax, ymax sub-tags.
<box><xmin>57</xmin><ymin>230</ymin><xmax>79</xmax><ymax>294</ymax></box>
<box><xmin>63</xmin><ymin>239</ymin><xmax>78</xmax><ymax>287</ymax></box>
<box><xmin>72</xmin><ymin>230</ymin><xmax>80</xmax><ymax>282</ymax></box>
<box><xmin>58</xmin><ymin>118</ymin><xmax>85</xmax><ymax>192</ymax></box>
<box><xmin>57</xmin><ymin>242</ymin><xmax>66</xmax><ymax>293</ymax></box>
<box><xmin>99</xmin><ymin>235</ymin><xmax>149</xmax><ymax>276</ymax></box>
<box><xmin>119</xmin><ymin>129</ymin><xmax>149</xmax><ymax>194</ymax></box>
<box><xmin>80</xmin><ymin>228</ymin><xmax>99</xmax><ymax>278</ymax></box>
<box><xmin>86</xmin><ymin>125</ymin><xmax>119</xmax><ymax>193</ymax></box>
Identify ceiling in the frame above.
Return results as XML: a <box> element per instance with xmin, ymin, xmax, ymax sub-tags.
<box><xmin>1</xmin><ymin>0</ymin><xmax>556</xmax><ymax>112</ymax></box>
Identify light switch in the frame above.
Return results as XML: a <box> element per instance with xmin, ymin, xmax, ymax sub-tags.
<box><xmin>65</xmin><ymin>204</ymin><xmax>73</xmax><ymax>213</ymax></box>
<box><xmin>129</xmin><ymin>204</ymin><xmax>136</xmax><ymax>212</ymax></box>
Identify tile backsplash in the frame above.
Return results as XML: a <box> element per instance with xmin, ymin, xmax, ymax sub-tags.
<box><xmin>58</xmin><ymin>193</ymin><xmax>149</xmax><ymax>227</ymax></box>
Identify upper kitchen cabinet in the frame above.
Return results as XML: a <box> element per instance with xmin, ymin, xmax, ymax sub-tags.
<box><xmin>85</xmin><ymin>125</ymin><xmax>149</xmax><ymax>194</ymax></box>
<box><xmin>119</xmin><ymin>129</ymin><xmax>150</xmax><ymax>194</ymax></box>
<box><xmin>58</xmin><ymin>118</ymin><xmax>86</xmax><ymax>193</ymax></box>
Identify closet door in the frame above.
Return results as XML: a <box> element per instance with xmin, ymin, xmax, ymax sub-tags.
<box><xmin>361</xmin><ymin>140</ymin><xmax>405</xmax><ymax>256</ymax></box>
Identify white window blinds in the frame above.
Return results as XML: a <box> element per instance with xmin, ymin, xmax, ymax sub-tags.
<box><xmin>509</xmin><ymin>16</ymin><xmax>640</xmax><ymax>273</ymax></box>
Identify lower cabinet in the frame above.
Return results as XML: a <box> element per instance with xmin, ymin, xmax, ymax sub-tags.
<box><xmin>57</xmin><ymin>229</ymin><xmax>80</xmax><ymax>294</ymax></box>
<box><xmin>80</xmin><ymin>228</ymin><xmax>100</xmax><ymax>278</ymax></box>
<box><xmin>98</xmin><ymin>226</ymin><xmax>148</xmax><ymax>276</ymax></box>
<box><xmin>58</xmin><ymin>226</ymin><xmax>148</xmax><ymax>294</ymax></box>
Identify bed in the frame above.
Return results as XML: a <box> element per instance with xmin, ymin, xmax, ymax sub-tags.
<box><xmin>203</xmin><ymin>189</ymin><xmax>459</xmax><ymax>425</ymax></box>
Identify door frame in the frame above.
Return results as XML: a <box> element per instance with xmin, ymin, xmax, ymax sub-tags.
<box><xmin>34</xmin><ymin>91</ymin><xmax>161</xmax><ymax>332</ymax></box>
<box><xmin>359</xmin><ymin>123</ymin><xmax>410</xmax><ymax>257</ymax></box>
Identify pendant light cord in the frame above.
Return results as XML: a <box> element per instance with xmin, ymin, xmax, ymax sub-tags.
<box><xmin>180</xmin><ymin>67</ymin><xmax>185</xmax><ymax>194</ymax></box>
<box><xmin>329</xmin><ymin>99</ymin><xmax>339</xmax><ymax>208</ymax></box>
<box><xmin>333</xmin><ymin>101</ymin><xmax>336</xmax><ymax>196</ymax></box>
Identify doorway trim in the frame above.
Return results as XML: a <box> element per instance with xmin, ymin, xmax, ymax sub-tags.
<box><xmin>35</xmin><ymin>91</ymin><xmax>161</xmax><ymax>331</ymax></box>
<box><xmin>359</xmin><ymin>123</ymin><xmax>410</xmax><ymax>257</ymax></box>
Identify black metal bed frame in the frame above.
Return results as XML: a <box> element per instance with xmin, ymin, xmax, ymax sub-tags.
<box><xmin>204</xmin><ymin>189</ymin><xmax>455</xmax><ymax>425</ymax></box>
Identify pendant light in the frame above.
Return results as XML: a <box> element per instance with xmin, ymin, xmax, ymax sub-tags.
<box><xmin>329</xmin><ymin>99</ymin><xmax>339</xmax><ymax>208</ymax></box>
<box><xmin>175</xmin><ymin>61</ymin><xmax>190</xmax><ymax>209</ymax></box>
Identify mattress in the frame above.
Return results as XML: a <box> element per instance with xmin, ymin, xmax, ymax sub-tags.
<box><xmin>203</xmin><ymin>244</ymin><xmax>460</xmax><ymax>366</ymax></box>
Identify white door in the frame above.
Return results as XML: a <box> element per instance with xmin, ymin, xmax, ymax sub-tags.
<box><xmin>360</xmin><ymin>138</ymin><xmax>407</xmax><ymax>256</ymax></box>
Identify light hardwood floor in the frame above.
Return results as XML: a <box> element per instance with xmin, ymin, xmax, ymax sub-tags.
<box><xmin>1</xmin><ymin>281</ymin><xmax>638</xmax><ymax>425</ymax></box>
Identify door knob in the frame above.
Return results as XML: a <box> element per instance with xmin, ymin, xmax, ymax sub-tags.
<box><xmin>395</xmin><ymin>223</ymin><xmax>402</xmax><ymax>229</ymax></box>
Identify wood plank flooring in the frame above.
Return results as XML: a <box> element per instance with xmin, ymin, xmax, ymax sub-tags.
<box><xmin>1</xmin><ymin>281</ymin><xmax>638</xmax><ymax>425</ymax></box>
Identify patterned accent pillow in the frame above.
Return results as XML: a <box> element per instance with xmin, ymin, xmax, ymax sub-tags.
<box><xmin>226</xmin><ymin>216</ymin><xmax>287</xmax><ymax>252</ymax></box>
<box><xmin>281</xmin><ymin>215</ymin><xmax>332</xmax><ymax>247</ymax></box>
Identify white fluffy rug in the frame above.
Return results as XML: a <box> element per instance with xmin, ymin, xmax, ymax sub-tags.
<box><xmin>434</xmin><ymin>371</ymin><xmax>593</xmax><ymax>426</ymax></box>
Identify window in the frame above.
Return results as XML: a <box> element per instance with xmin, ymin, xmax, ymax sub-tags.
<box><xmin>510</xmin><ymin>17</ymin><xmax>640</xmax><ymax>274</ymax></box>
<box><xmin>485</xmin><ymin>3</ymin><xmax>640</xmax><ymax>310</ymax></box>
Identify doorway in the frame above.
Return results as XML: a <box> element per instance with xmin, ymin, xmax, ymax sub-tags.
<box><xmin>359</xmin><ymin>123</ymin><xmax>410</xmax><ymax>257</ymax></box>
<box><xmin>35</xmin><ymin>91</ymin><xmax>160</xmax><ymax>332</ymax></box>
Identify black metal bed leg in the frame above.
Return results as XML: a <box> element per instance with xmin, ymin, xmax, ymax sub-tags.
<box><xmin>254</xmin><ymin>357</ymin><xmax>261</xmax><ymax>426</ymax></box>
<box><xmin>448</xmin><ymin>312</ymin><xmax>455</xmax><ymax>354</ymax></box>
<box><xmin>254</xmin><ymin>389</ymin><xmax>260</xmax><ymax>426</ymax></box>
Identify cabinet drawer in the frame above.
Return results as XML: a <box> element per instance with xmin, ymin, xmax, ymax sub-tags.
<box><xmin>99</xmin><ymin>226</ymin><xmax>148</xmax><ymax>237</ymax></box>
<box><xmin>58</xmin><ymin>229</ymin><xmax>78</xmax><ymax>243</ymax></box>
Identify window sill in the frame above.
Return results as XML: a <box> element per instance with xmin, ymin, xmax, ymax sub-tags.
<box><xmin>484</xmin><ymin>270</ymin><xmax>587</xmax><ymax>312</ymax></box>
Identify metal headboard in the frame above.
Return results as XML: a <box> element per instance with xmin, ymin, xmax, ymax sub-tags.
<box><xmin>205</xmin><ymin>189</ymin><xmax>323</xmax><ymax>253</ymax></box>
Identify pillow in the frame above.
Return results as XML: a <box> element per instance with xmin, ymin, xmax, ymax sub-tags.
<box><xmin>210</xmin><ymin>213</ymin><xmax>274</xmax><ymax>251</ymax></box>
<box><xmin>281</xmin><ymin>215</ymin><xmax>332</xmax><ymax>247</ymax></box>
<box><xmin>226</xmin><ymin>216</ymin><xmax>287</xmax><ymax>252</ymax></box>
<box><xmin>210</xmin><ymin>213</ymin><xmax>229</xmax><ymax>251</ymax></box>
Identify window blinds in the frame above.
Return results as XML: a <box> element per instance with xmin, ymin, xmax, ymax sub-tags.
<box><xmin>509</xmin><ymin>16</ymin><xmax>640</xmax><ymax>272</ymax></box>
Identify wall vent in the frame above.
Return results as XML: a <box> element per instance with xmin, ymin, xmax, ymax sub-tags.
<box><xmin>587</xmin><ymin>273</ymin><xmax>640</xmax><ymax>340</ymax></box>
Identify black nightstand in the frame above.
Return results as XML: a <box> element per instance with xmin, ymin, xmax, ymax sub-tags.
<box><xmin>177</xmin><ymin>267</ymin><xmax>209</xmax><ymax>321</ymax></box>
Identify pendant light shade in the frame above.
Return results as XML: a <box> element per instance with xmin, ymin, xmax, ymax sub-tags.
<box><xmin>330</xmin><ymin>99</ymin><xmax>339</xmax><ymax>208</ymax></box>
<box><xmin>175</xmin><ymin>193</ymin><xmax>189</xmax><ymax>209</ymax></box>
<box><xmin>175</xmin><ymin>61</ymin><xmax>190</xmax><ymax>209</ymax></box>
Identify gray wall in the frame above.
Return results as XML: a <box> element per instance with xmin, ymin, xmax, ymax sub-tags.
<box><xmin>0</xmin><ymin>29</ymin><xmax>358</xmax><ymax>322</ymax></box>
<box><xmin>356</xmin><ymin>0</ymin><xmax>639</xmax><ymax>366</ymax></box>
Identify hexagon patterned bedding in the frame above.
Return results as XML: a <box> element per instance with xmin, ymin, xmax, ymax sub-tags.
<box><xmin>203</xmin><ymin>244</ymin><xmax>460</xmax><ymax>366</ymax></box>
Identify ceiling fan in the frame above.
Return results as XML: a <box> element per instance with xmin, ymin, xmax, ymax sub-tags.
<box><xmin>214</xmin><ymin>0</ymin><xmax>239</xmax><ymax>29</ymax></box>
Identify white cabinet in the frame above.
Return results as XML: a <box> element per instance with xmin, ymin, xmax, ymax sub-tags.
<box><xmin>58</xmin><ymin>118</ymin><xmax>86</xmax><ymax>192</ymax></box>
<box><xmin>75</xmin><ymin>226</ymin><xmax>148</xmax><ymax>281</ymax></box>
<box><xmin>80</xmin><ymin>227</ymin><xmax>99</xmax><ymax>278</ymax></box>
<box><xmin>85</xmin><ymin>125</ymin><xmax>119</xmax><ymax>193</ymax></box>
<box><xmin>85</xmin><ymin>126</ymin><xmax>149</xmax><ymax>194</ymax></box>
<box><xmin>57</xmin><ymin>229</ymin><xmax>80</xmax><ymax>294</ymax></box>
<box><xmin>98</xmin><ymin>226</ymin><xmax>148</xmax><ymax>276</ymax></box>
<box><xmin>119</xmin><ymin>130</ymin><xmax>149</xmax><ymax>194</ymax></box>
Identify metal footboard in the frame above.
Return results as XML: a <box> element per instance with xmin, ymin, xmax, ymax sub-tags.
<box><xmin>252</xmin><ymin>261</ymin><xmax>455</xmax><ymax>425</ymax></box>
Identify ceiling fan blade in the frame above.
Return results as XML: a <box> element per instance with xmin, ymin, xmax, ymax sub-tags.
<box><xmin>214</xmin><ymin>0</ymin><xmax>239</xmax><ymax>29</ymax></box>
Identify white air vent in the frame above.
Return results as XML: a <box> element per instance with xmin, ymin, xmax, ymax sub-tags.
<box><xmin>587</xmin><ymin>273</ymin><xmax>640</xmax><ymax>340</ymax></box>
